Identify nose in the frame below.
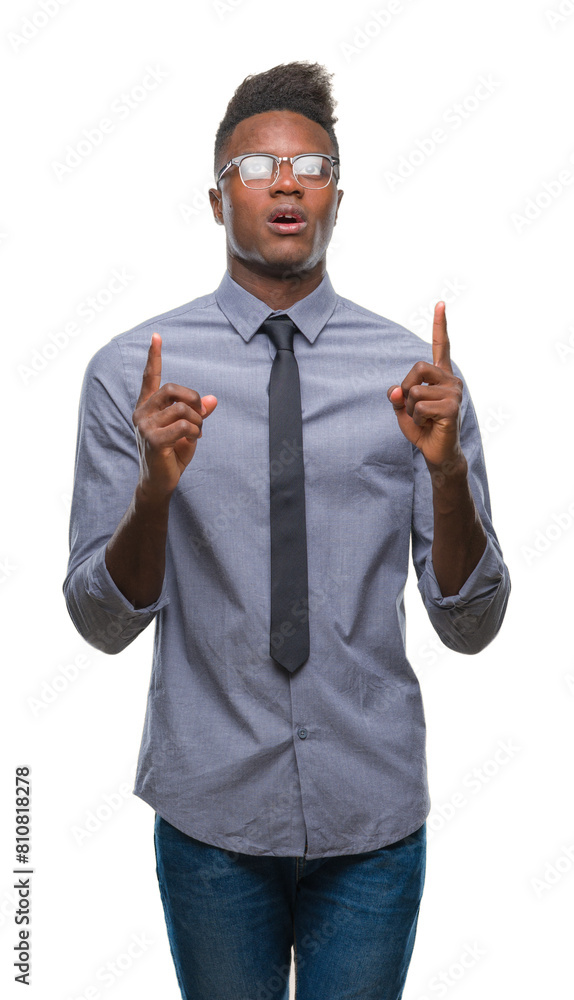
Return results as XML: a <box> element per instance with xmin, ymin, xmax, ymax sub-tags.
<box><xmin>270</xmin><ymin>159</ymin><xmax>302</xmax><ymax>195</ymax></box>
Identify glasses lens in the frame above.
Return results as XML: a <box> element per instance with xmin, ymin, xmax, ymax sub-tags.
<box><xmin>294</xmin><ymin>155</ymin><xmax>333</xmax><ymax>188</ymax></box>
<box><xmin>239</xmin><ymin>155</ymin><xmax>277</xmax><ymax>188</ymax></box>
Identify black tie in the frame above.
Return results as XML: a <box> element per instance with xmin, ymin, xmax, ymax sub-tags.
<box><xmin>260</xmin><ymin>315</ymin><xmax>310</xmax><ymax>673</ymax></box>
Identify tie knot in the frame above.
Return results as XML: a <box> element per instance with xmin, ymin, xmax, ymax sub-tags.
<box><xmin>260</xmin><ymin>315</ymin><xmax>298</xmax><ymax>352</ymax></box>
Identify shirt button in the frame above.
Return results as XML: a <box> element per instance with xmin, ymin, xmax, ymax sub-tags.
<box><xmin>297</xmin><ymin>728</ymin><xmax>308</xmax><ymax>740</ymax></box>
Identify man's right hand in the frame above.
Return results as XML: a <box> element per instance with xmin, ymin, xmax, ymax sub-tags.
<box><xmin>132</xmin><ymin>332</ymin><xmax>218</xmax><ymax>501</ymax></box>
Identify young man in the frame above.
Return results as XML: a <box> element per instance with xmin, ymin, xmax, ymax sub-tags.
<box><xmin>64</xmin><ymin>61</ymin><xmax>510</xmax><ymax>1000</ymax></box>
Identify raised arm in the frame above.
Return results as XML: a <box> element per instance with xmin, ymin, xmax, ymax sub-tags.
<box><xmin>387</xmin><ymin>302</ymin><xmax>487</xmax><ymax>596</ymax></box>
<box><xmin>105</xmin><ymin>333</ymin><xmax>217</xmax><ymax>608</ymax></box>
<box><xmin>388</xmin><ymin>303</ymin><xmax>510</xmax><ymax>654</ymax></box>
<box><xmin>63</xmin><ymin>334</ymin><xmax>217</xmax><ymax>653</ymax></box>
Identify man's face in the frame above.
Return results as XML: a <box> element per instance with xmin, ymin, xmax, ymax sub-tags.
<box><xmin>209</xmin><ymin>110</ymin><xmax>344</xmax><ymax>278</ymax></box>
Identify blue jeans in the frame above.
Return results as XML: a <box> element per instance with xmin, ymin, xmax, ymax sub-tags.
<box><xmin>154</xmin><ymin>813</ymin><xmax>426</xmax><ymax>1000</ymax></box>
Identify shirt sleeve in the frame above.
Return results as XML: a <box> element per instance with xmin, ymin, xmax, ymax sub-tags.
<box><xmin>62</xmin><ymin>338</ymin><xmax>170</xmax><ymax>654</ymax></box>
<box><xmin>410</xmin><ymin>365</ymin><xmax>510</xmax><ymax>654</ymax></box>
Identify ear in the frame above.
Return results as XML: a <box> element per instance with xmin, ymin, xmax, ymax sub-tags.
<box><xmin>334</xmin><ymin>188</ymin><xmax>344</xmax><ymax>225</ymax></box>
<box><xmin>209</xmin><ymin>187</ymin><xmax>224</xmax><ymax>226</ymax></box>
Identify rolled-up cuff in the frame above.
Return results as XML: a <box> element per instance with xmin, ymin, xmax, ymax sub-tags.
<box><xmin>84</xmin><ymin>544</ymin><xmax>170</xmax><ymax>615</ymax></box>
<box><xmin>418</xmin><ymin>534</ymin><xmax>505</xmax><ymax>625</ymax></box>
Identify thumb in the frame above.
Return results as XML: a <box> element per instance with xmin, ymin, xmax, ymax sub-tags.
<box><xmin>200</xmin><ymin>395</ymin><xmax>218</xmax><ymax>417</ymax></box>
<box><xmin>387</xmin><ymin>385</ymin><xmax>418</xmax><ymax>445</ymax></box>
<box><xmin>387</xmin><ymin>385</ymin><xmax>405</xmax><ymax>410</ymax></box>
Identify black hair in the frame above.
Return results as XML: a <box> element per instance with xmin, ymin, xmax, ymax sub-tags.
<box><xmin>213</xmin><ymin>61</ymin><xmax>339</xmax><ymax>178</ymax></box>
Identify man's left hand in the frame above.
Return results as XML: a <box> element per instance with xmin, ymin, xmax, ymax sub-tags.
<box><xmin>387</xmin><ymin>301</ymin><xmax>465</xmax><ymax>472</ymax></box>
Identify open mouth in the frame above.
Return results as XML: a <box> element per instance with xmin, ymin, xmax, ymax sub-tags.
<box><xmin>267</xmin><ymin>208</ymin><xmax>307</xmax><ymax>234</ymax></box>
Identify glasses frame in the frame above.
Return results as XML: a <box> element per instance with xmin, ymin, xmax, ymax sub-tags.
<box><xmin>216</xmin><ymin>152</ymin><xmax>340</xmax><ymax>190</ymax></box>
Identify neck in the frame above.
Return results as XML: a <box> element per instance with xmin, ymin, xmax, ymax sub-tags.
<box><xmin>226</xmin><ymin>255</ymin><xmax>325</xmax><ymax>310</ymax></box>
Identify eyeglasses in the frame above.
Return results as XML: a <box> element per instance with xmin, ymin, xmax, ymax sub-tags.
<box><xmin>216</xmin><ymin>153</ymin><xmax>340</xmax><ymax>190</ymax></box>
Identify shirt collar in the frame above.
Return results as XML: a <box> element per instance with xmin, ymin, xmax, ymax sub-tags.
<box><xmin>214</xmin><ymin>269</ymin><xmax>338</xmax><ymax>344</ymax></box>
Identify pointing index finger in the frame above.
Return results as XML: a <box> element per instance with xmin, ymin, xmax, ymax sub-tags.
<box><xmin>137</xmin><ymin>332</ymin><xmax>162</xmax><ymax>407</ymax></box>
<box><xmin>432</xmin><ymin>301</ymin><xmax>452</xmax><ymax>373</ymax></box>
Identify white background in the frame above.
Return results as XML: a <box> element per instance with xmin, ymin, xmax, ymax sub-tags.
<box><xmin>2</xmin><ymin>0</ymin><xmax>573</xmax><ymax>997</ymax></box>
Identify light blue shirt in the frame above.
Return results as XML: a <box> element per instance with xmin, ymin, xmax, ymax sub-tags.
<box><xmin>63</xmin><ymin>270</ymin><xmax>510</xmax><ymax>858</ymax></box>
